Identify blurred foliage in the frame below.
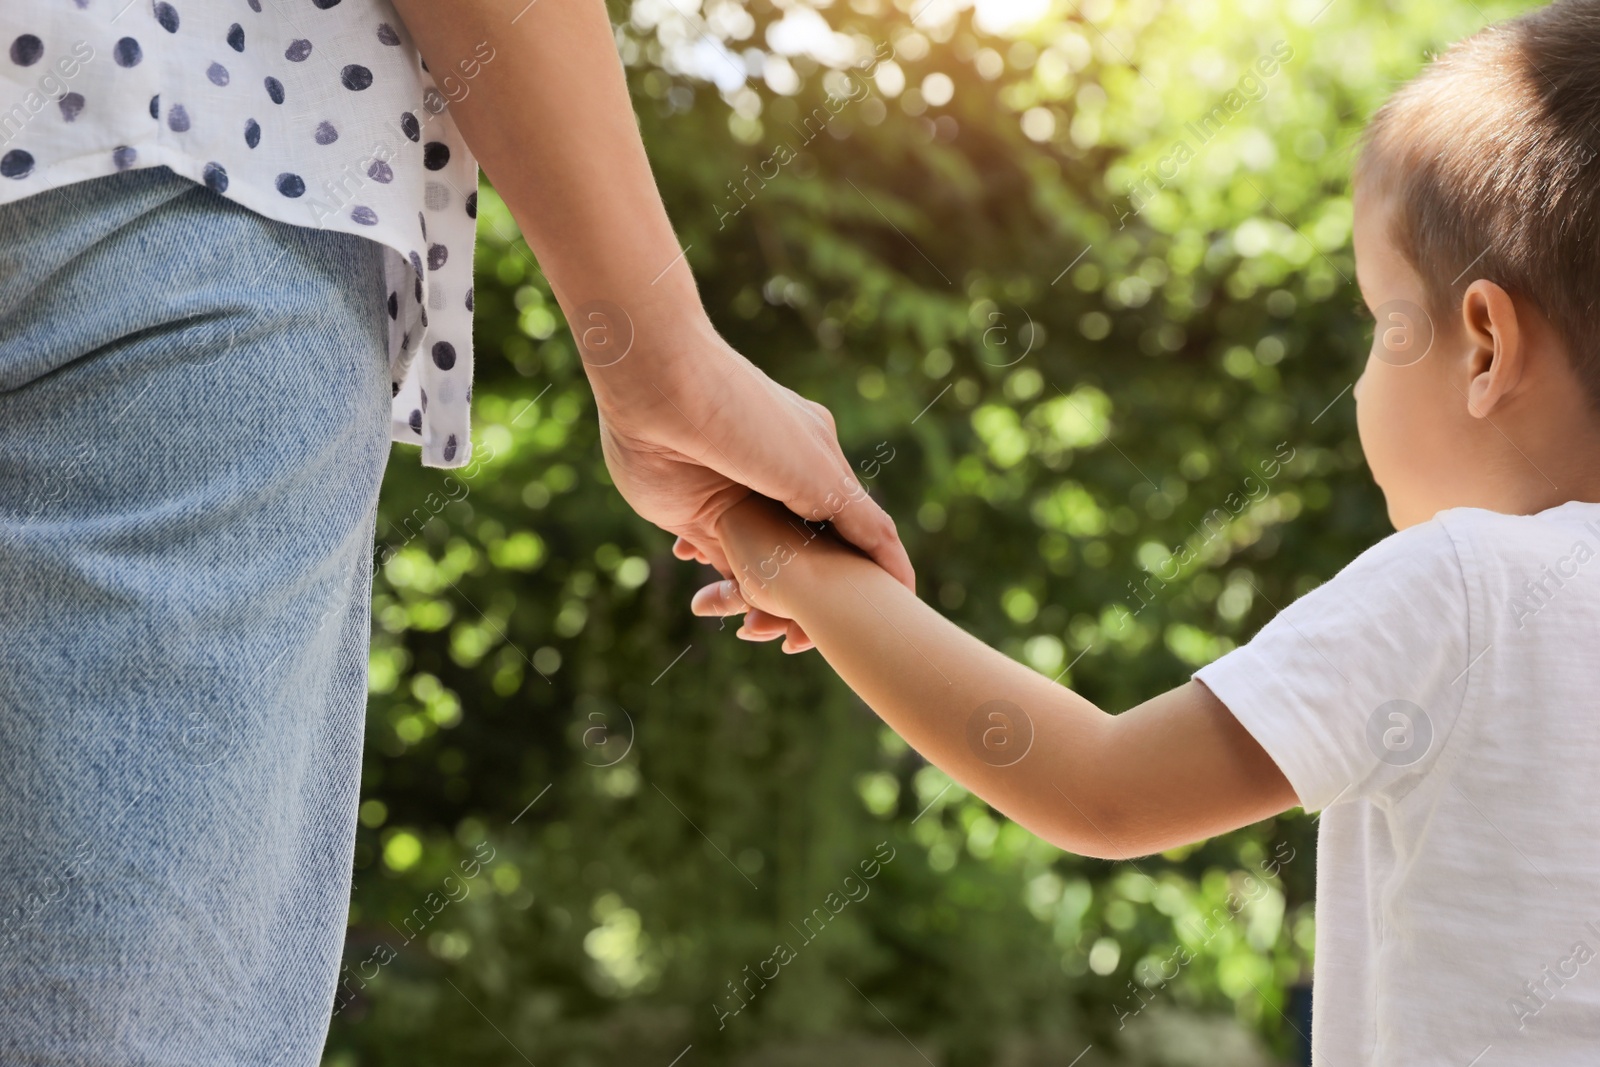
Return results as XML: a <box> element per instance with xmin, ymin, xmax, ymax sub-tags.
<box><xmin>326</xmin><ymin>0</ymin><xmax>1536</xmax><ymax>1064</ymax></box>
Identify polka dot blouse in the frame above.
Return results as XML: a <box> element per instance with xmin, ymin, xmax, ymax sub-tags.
<box><xmin>0</xmin><ymin>1</ymin><xmax>482</xmax><ymax>468</ymax></box>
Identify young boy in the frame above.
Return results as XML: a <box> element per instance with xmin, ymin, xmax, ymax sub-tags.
<box><xmin>691</xmin><ymin>3</ymin><xmax>1600</xmax><ymax>1062</ymax></box>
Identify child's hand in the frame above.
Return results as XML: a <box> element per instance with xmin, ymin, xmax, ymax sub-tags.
<box><xmin>690</xmin><ymin>495</ymin><xmax>847</xmax><ymax>647</ymax></box>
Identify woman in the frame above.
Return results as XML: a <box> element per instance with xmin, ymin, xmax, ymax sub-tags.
<box><xmin>0</xmin><ymin>0</ymin><xmax>912</xmax><ymax>1061</ymax></box>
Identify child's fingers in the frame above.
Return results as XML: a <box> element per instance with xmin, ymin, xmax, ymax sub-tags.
<box><xmin>738</xmin><ymin>609</ymin><xmax>789</xmax><ymax>641</ymax></box>
<box><xmin>672</xmin><ymin>536</ymin><xmax>703</xmax><ymax>562</ymax></box>
<box><xmin>691</xmin><ymin>578</ymin><xmax>748</xmax><ymax>617</ymax></box>
<box><xmin>687</xmin><ymin>579</ymin><xmax>813</xmax><ymax>651</ymax></box>
<box><xmin>781</xmin><ymin>618</ymin><xmax>815</xmax><ymax>654</ymax></box>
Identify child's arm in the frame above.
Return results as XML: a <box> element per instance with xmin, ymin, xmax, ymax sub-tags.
<box><xmin>698</xmin><ymin>496</ymin><xmax>1298</xmax><ymax>859</ymax></box>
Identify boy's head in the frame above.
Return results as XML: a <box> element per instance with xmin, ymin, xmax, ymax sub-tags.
<box><xmin>1352</xmin><ymin>0</ymin><xmax>1600</xmax><ymax>528</ymax></box>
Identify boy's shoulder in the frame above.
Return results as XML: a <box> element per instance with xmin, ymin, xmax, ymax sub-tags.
<box><xmin>1431</xmin><ymin>500</ymin><xmax>1600</xmax><ymax>579</ymax></box>
<box><xmin>1337</xmin><ymin>501</ymin><xmax>1600</xmax><ymax>589</ymax></box>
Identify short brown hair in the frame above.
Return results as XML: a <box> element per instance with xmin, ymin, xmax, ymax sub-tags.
<box><xmin>1357</xmin><ymin>1</ymin><xmax>1600</xmax><ymax>403</ymax></box>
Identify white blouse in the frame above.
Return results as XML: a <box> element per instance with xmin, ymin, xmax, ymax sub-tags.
<box><xmin>0</xmin><ymin>0</ymin><xmax>482</xmax><ymax>468</ymax></box>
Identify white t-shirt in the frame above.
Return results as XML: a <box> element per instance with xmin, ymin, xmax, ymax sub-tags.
<box><xmin>1195</xmin><ymin>500</ymin><xmax>1600</xmax><ymax>1065</ymax></box>
<box><xmin>0</xmin><ymin>1</ymin><xmax>481</xmax><ymax>468</ymax></box>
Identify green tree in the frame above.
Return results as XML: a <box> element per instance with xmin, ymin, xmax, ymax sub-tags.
<box><xmin>326</xmin><ymin>1</ymin><xmax>1532</xmax><ymax>1063</ymax></box>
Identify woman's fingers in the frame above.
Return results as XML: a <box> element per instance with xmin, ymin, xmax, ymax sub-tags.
<box><xmin>819</xmin><ymin>491</ymin><xmax>916</xmax><ymax>594</ymax></box>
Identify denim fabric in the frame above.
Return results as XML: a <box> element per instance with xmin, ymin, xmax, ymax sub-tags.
<box><xmin>0</xmin><ymin>166</ymin><xmax>391</xmax><ymax>1065</ymax></box>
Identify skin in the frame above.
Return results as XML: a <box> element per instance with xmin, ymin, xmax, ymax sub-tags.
<box><xmin>388</xmin><ymin>0</ymin><xmax>916</xmax><ymax>653</ymax></box>
<box><xmin>696</xmin><ymin>184</ymin><xmax>1600</xmax><ymax>857</ymax></box>
<box><xmin>1351</xmin><ymin>184</ymin><xmax>1600</xmax><ymax>527</ymax></box>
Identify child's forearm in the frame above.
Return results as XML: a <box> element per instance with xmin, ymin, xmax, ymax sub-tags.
<box><xmin>775</xmin><ymin>543</ymin><xmax>1132</xmax><ymax>856</ymax></box>
<box><xmin>713</xmin><ymin>501</ymin><xmax>1295</xmax><ymax>858</ymax></box>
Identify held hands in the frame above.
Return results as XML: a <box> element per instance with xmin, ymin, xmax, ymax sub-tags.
<box><xmin>688</xmin><ymin>494</ymin><xmax>852</xmax><ymax>627</ymax></box>
<box><xmin>585</xmin><ymin>327</ymin><xmax>912</xmax><ymax>652</ymax></box>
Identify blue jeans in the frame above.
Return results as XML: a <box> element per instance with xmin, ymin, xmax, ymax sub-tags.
<box><xmin>0</xmin><ymin>166</ymin><xmax>392</xmax><ymax>1064</ymax></box>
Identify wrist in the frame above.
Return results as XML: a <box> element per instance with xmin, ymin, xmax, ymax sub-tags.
<box><xmin>569</xmin><ymin>290</ymin><xmax>727</xmax><ymax>411</ymax></box>
<box><xmin>717</xmin><ymin>500</ymin><xmax>844</xmax><ymax>621</ymax></box>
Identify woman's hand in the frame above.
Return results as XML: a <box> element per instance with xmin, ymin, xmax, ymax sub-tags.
<box><xmin>687</xmin><ymin>494</ymin><xmax>853</xmax><ymax>625</ymax></box>
<box><xmin>590</xmin><ymin>330</ymin><xmax>912</xmax><ymax>652</ymax></box>
<box><xmin>388</xmin><ymin>0</ymin><xmax>912</xmax><ymax>650</ymax></box>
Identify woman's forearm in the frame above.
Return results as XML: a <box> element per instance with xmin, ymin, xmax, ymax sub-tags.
<box><xmin>390</xmin><ymin>0</ymin><xmax>717</xmax><ymax>388</ymax></box>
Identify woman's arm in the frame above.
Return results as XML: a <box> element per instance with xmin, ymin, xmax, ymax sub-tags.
<box><xmin>698</xmin><ymin>496</ymin><xmax>1297</xmax><ymax>859</ymax></box>
<box><xmin>389</xmin><ymin>0</ymin><xmax>914</xmax><ymax>650</ymax></box>
<box><xmin>390</xmin><ymin>0</ymin><xmax>701</xmax><ymax>353</ymax></box>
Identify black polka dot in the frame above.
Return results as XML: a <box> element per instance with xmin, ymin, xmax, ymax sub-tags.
<box><xmin>206</xmin><ymin>61</ymin><xmax>229</xmax><ymax>86</ymax></box>
<box><xmin>285</xmin><ymin>39</ymin><xmax>312</xmax><ymax>62</ymax></box>
<box><xmin>420</xmin><ymin>388</ymin><xmax>428</xmax><ymax>412</ymax></box>
<box><xmin>244</xmin><ymin>117</ymin><xmax>260</xmax><ymax>147</ymax></box>
<box><xmin>423</xmin><ymin>142</ymin><xmax>449</xmax><ymax>170</ymax></box>
<box><xmin>413</xmin><ymin>275</ymin><xmax>422</xmax><ymax>303</ymax></box>
<box><xmin>0</xmin><ymin>149</ymin><xmax>34</xmax><ymax>179</ymax></box>
<box><xmin>391</xmin><ymin>381</ymin><xmax>400</xmax><ymax>397</ymax></box>
<box><xmin>431</xmin><ymin>342</ymin><xmax>456</xmax><ymax>370</ymax></box>
<box><xmin>203</xmin><ymin>161</ymin><xmax>228</xmax><ymax>193</ymax></box>
<box><xmin>227</xmin><ymin>23</ymin><xmax>244</xmax><ymax>51</ymax></box>
<box><xmin>112</xmin><ymin>145</ymin><xmax>137</xmax><ymax>170</ymax></box>
<box><xmin>340</xmin><ymin>64</ymin><xmax>372</xmax><ymax>91</ymax></box>
<box><xmin>154</xmin><ymin>3</ymin><xmax>180</xmax><ymax>32</ymax></box>
<box><xmin>465</xmin><ymin>191</ymin><xmax>477</xmax><ymax>218</ymax></box>
<box><xmin>114</xmin><ymin>37</ymin><xmax>143</xmax><ymax>67</ymax></box>
<box><xmin>149</xmin><ymin>94</ymin><xmax>159</xmax><ymax>119</ymax></box>
<box><xmin>59</xmin><ymin>92</ymin><xmax>85</xmax><ymax>122</ymax></box>
<box><xmin>443</xmin><ymin>435</ymin><xmax>458</xmax><ymax>462</ymax></box>
<box><xmin>9</xmin><ymin>34</ymin><xmax>44</xmax><ymax>67</ymax></box>
<box><xmin>418</xmin><ymin>210</ymin><xmax>426</xmax><ymax>239</ymax></box>
<box><xmin>408</xmin><ymin>250</ymin><xmax>423</xmax><ymax>279</ymax></box>
<box><xmin>408</xmin><ymin>409</ymin><xmax>422</xmax><ymax>434</ymax></box>
<box><xmin>465</xmin><ymin>287</ymin><xmax>473</xmax><ymax>311</ymax></box>
<box><xmin>419</xmin><ymin>306</ymin><xmax>428</xmax><ymax>328</ymax></box>
<box><xmin>400</xmin><ymin>331</ymin><xmax>411</xmax><ymax>351</ymax></box>
<box><xmin>367</xmin><ymin>158</ymin><xmax>393</xmax><ymax>183</ymax></box>
<box><xmin>248</xmin><ymin>0</ymin><xmax>261</xmax><ymax>10</ymax></box>
<box><xmin>313</xmin><ymin>0</ymin><xmax>342</xmax><ymax>7</ymax></box>
<box><xmin>351</xmin><ymin>205</ymin><xmax>378</xmax><ymax>225</ymax></box>
<box><xmin>387</xmin><ymin>291</ymin><xmax>398</xmax><ymax>319</ymax></box>
<box><xmin>264</xmin><ymin>75</ymin><xmax>284</xmax><ymax>104</ymax></box>
<box><xmin>167</xmin><ymin>104</ymin><xmax>190</xmax><ymax>132</ymax></box>
<box><xmin>276</xmin><ymin>172</ymin><xmax>305</xmax><ymax>197</ymax></box>
<box><xmin>427</xmin><ymin>244</ymin><xmax>447</xmax><ymax>270</ymax></box>
<box><xmin>376</xmin><ymin>22</ymin><xmax>401</xmax><ymax>46</ymax></box>
<box><xmin>315</xmin><ymin>120</ymin><xmax>338</xmax><ymax>145</ymax></box>
<box><xmin>400</xmin><ymin>112</ymin><xmax>419</xmax><ymax>141</ymax></box>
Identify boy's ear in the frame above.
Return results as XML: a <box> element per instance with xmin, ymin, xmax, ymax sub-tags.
<box><xmin>1459</xmin><ymin>278</ymin><xmax>1525</xmax><ymax>419</ymax></box>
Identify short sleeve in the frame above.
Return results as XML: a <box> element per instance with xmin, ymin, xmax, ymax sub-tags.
<box><xmin>1193</xmin><ymin>520</ymin><xmax>1471</xmax><ymax>813</ymax></box>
